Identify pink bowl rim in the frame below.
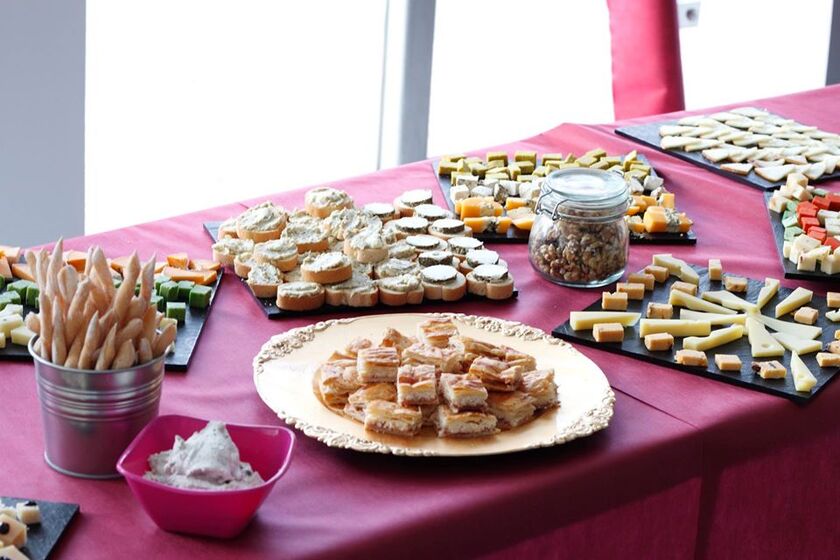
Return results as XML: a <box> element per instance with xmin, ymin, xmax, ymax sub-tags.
<box><xmin>116</xmin><ymin>413</ymin><xmax>296</xmax><ymax>497</ymax></box>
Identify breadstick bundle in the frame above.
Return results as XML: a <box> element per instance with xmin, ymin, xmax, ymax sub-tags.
<box><xmin>25</xmin><ymin>239</ymin><xmax>176</xmax><ymax>370</ymax></box>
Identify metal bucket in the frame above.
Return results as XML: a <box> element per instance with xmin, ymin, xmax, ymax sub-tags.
<box><xmin>29</xmin><ymin>338</ymin><xmax>165</xmax><ymax>479</ymax></box>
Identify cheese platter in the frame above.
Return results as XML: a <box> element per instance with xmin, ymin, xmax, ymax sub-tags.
<box><xmin>552</xmin><ymin>255</ymin><xmax>840</xmax><ymax>403</ymax></box>
<box><xmin>432</xmin><ymin>150</ymin><xmax>696</xmax><ymax>245</ymax></box>
<box><xmin>0</xmin><ymin>496</ymin><xmax>79</xmax><ymax>560</ymax></box>
<box><xmin>616</xmin><ymin>106</ymin><xmax>840</xmax><ymax>191</ymax></box>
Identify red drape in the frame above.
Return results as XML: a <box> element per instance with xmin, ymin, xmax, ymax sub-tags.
<box><xmin>607</xmin><ymin>0</ymin><xmax>686</xmax><ymax>119</ymax></box>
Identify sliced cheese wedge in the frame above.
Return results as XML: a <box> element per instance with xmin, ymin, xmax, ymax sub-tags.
<box><xmin>701</xmin><ymin>290</ymin><xmax>758</xmax><ymax>313</ymax></box>
<box><xmin>755</xmin><ymin>278</ymin><xmax>780</xmax><ymax>311</ymax></box>
<box><xmin>669</xmin><ymin>289</ymin><xmax>737</xmax><ymax>315</ymax></box>
<box><xmin>659</xmin><ymin>125</ymin><xmax>695</xmax><ymax>136</ymax></box>
<box><xmin>770</xmin><ymin>332</ymin><xmax>822</xmax><ymax>355</ymax></box>
<box><xmin>660</xmin><ymin>136</ymin><xmax>695</xmax><ymax>150</ymax></box>
<box><xmin>652</xmin><ymin>254</ymin><xmax>700</xmax><ymax>285</ymax></box>
<box><xmin>746</xmin><ymin>317</ymin><xmax>785</xmax><ymax>358</ymax></box>
<box><xmin>720</xmin><ymin>162</ymin><xmax>753</xmax><ymax>175</ymax></box>
<box><xmin>790</xmin><ymin>351</ymin><xmax>818</xmax><ymax>393</ymax></box>
<box><xmin>754</xmin><ymin>164</ymin><xmax>796</xmax><ymax>183</ymax></box>
<box><xmin>685</xmin><ymin>139</ymin><xmax>723</xmax><ymax>152</ymax></box>
<box><xmin>774</xmin><ymin>287</ymin><xmax>813</xmax><ymax>318</ymax></box>
<box><xmin>679</xmin><ymin>310</ymin><xmax>747</xmax><ymax>325</ymax></box>
<box><xmin>750</xmin><ymin>313</ymin><xmax>822</xmax><ymax>340</ymax></box>
<box><xmin>683</xmin><ymin>324</ymin><xmax>745</xmax><ymax>351</ymax></box>
<box><xmin>639</xmin><ymin>319</ymin><xmax>711</xmax><ymax>337</ymax></box>
<box><xmin>569</xmin><ymin>312</ymin><xmax>641</xmax><ymax>331</ymax></box>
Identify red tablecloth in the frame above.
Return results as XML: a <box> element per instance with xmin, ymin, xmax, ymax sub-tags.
<box><xmin>2</xmin><ymin>85</ymin><xmax>840</xmax><ymax>559</ymax></box>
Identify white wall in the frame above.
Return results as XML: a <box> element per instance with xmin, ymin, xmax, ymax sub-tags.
<box><xmin>0</xmin><ymin>0</ymin><xmax>85</xmax><ymax>247</ymax></box>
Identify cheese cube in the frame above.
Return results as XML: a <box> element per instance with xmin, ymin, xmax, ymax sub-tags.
<box><xmin>616</xmin><ymin>282</ymin><xmax>645</xmax><ymax>300</ymax></box>
<box><xmin>0</xmin><ymin>546</ymin><xmax>29</xmax><ymax>560</ymax></box>
<box><xmin>438</xmin><ymin>160</ymin><xmax>459</xmax><ymax>176</ymax></box>
<box><xmin>828</xmin><ymin>341</ymin><xmax>840</xmax><ymax>354</ymax></box>
<box><xmin>714</xmin><ymin>354</ymin><xmax>742</xmax><ymax>371</ymax></box>
<box><xmin>15</xmin><ymin>501</ymin><xmax>40</xmax><ymax>525</ymax></box>
<box><xmin>675</xmin><ymin>349</ymin><xmax>707</xmax><ymax>367</ymax></box>
<box><xmin>486</xmin><ymin>151</ymin><xmax>508</xmax><ymax>165</ymax></box>
<box><xmin>0</xmin><ymin>315</ymin><xmax>23</xmax><ymax>337</ymax></box>
<box><xmin>797</xmin><ymin>252</ymin><xmax>818</xmax><ymax>272</ymax></box>
<box><xmin>793</xmin><ymin>306</ymin><xmax>819</xmax><ymax>325</ymax></box>
<box><xmin>644</xmin><ymin>333</ymin><xmax>674</xmax><ymax>351</ymax></box>
<box><xmin>593</xmin><ymin>323</ymin><xmax>625</xmax><ymax>343</ymax></box>
<box><xmin>751</xmin><ymin>360</ymin><xmax>786</xmax><ymax>379</ymax></box>
<box><xmin>783</xmin><ymin>240</ymin><xmax>792</xmax><ymax>259</ymax></box>
<box><xmin>644</xmin><ymin>265</ymin><xmax>669</xmax><ymax>283</ymax></box>
<box><xmin>514</xmin><ymin>150</ymin><xmax>537</xmax><ymax>164</ymax></box>
<box><xmin>159</xmin><ymin>317</ymin><xmax>178</xmax><ymax>332</ymax></box>
<box><xmin>826</xmin><ymin>310</ymin><xmax>840</xmax><ymax>322</ymax></box>
<box><xmin>670</xmin><ymin>281</ymin><xmax>697</xmax><ymax>296</ymax></box>
<box><xmin>628</xmin><ymin>272</ymin><xmax>655</xmax><ymax>291</ymax></box>
<box><xmin>601</xmin><ymin>291</ymin><xmax>628</xmax><ymax>311</ymax></box>
<box><xmin>821</xmin><ymin>254</ymin><xmax>840</xmax><ymax>274</ymax></box>
<box><xmin>723</xmin><ymin>276</ymin><xmax>748</xmax><ymax>292</ymax></box>
<box><xmin>646</xmin><ymin>302</ymin><xmax>673</xmax><ymax>319</ymax></box>
<box><xmin>9</xmin><ymin>326</ymin><xmax>35</xmax><ymax>347</ymax></box>
<box><xmin>449</xmin><ymin>185</ymin><xmax>470</xmax><ymax>203</ymax></box>
<box><xmin>816</xmin><ymin>352</ymin><xmax>840</xmax><ymax>367</ymax></box>
<box><xmin>835</xmin><ymin>329</ymin><xmax>840</xmax><ymax>340</ymax></box>
<box><xmin>827</xmin><ymin>292</ymin><xmax>840</xmax><ymax>308</ymax></box>
<box><xmin>0</xmin><ymin>514</ymin><xmax>26</xmax><ymax>548</ymax></box>
<box><xmin>708</xmin><ymin>259</ymin><xmax>723</xmax><ymax>281</ymax></box>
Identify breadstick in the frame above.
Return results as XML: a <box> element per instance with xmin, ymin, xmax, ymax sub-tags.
<box><xmin>127</xmin><ymin>296</ymin><xmax>147</xmax><ymax>323</ymax></box>
<box><xmin>139</xmin><ymin>255</ymin><xmax>156</xmax><ymax>303</ymax></box>
<box><xmin>59</xmin><ymin>265</ymin><xmax>79</xmax><ymax>303</ymax></box>
<box><xmin>78</xmin><ymin>311</ymin><xmax>101</xmax><ymax>370</ymax></box>
<box><xmin>95</xmin><ymin>324</ymin><xmax>118</xmax><ymax>371</ymax></box>
<box><xmin>84</xmin><ymin>246</ymin><xmax>95</xmax><ymax>277</ymax></box>
<box><xmin>141</xmin><ymin>305</ymin><xmax>157</xmax><ymax>346</ymax></box>
<box><xmin>24</xmin><ymin>311</ymin><xmax>40</xmax><ymax>334</ymax></box>
<box><xmin>37</xmin><ymin>249</ymin><xmax>49</xmax><ymax>294</ymax></box>
<box><xmin>51</xmin><ymin>303</ymin><xmax>67</xmax><ymax>365</ymax></box>
<box><xmin>137</xmin><ymin>337</ymin><xmax>153</xmax><ymax>364</ymax></box>
<box><xmin>116</xmin><ymin>318</ymin><xmax>143</xmax><ymax>348</ymax></box>
<box><xmin>113</xmin><ymin>253</ymin><xmax>140</xmax><ymax>325</ymax></box>
<box><xmin>91</xmin><ymin>247</ymin><xmax>117</xmax><ymax>300</ymax></box>
<box><xmin>98</xmin><ymin>308</ymin><xmax>117</xmax><ymax>337</ymax></box>
<box><xmin>25</xmin><ymin>250</ymin><xmax>39</xmax><ymax>286</ymax></box>
<box><xmin>64</xmin><ymin>332</ymin><xmax>84</xmax><ymax>369</ymax></box>
<box><xmin>112</xmin><ymin>339</ymin><xmax>136</xmax><ymax>369</ymax></box>
<box><xmin>38</xmin><ymin>293</ymin><xmax>53</xmax><ymax>361</ymax></box>
<box><xmin>153</xmin><ymin>322</ymin><xmax>177</xmax><ymax>357</ymax></box>
<box><xmin>65</xmin><ymin>279</ymin><xmax>91</xmax><ymax>344</ymax></box>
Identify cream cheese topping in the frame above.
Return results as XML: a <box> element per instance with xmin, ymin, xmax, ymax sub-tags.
<box><xmin>321</xmin><ymin>208</ymin><xmax>382</xmax><ymax>240</ymax></box>
<box><xmin>378</xmin><ymin>273</ymin><xmax>421</xmax><ymax>293</ymax></box>
<box><xmin>279</xmin><ymin>281</ymin><xmax>322</xmax><ymax>296</ymax></box>
<box><xmin>212</xmin><ymin>237</ymin><xmax>255</xmax><ymax>256</ymax></box>
<box><xmin>364</xmin><ymin>202</ymin><xmax>397</xmax><ymax>218</ymax></box>
<box><xmin>388</xmin><ymin>241</ymin><xmax>416</xmax><ymax>259</ymax></box>
<box><xmin>330</xmin><ymin>271</ymin><xmax>375</xmax><ymax>292</ymax></box>
<box><xmin>248</xmin><ymin>262</ymin><xmax>282</xmax><ymax>284</ymax></box>
<box><xmin>304</xmin><ymin>251</ymin><xmax>351</xmax><ymax>272</ymax></box>
<box><xmin>349</xmin><ymin>227</ymin><xmax>386</xmax><ymax>250</ymax></box>
<box><xmin>237</xmin><ymin>201</ymin><xmax>286</xmax><ymax>232</ymax></box>
<box><xmin>421</xmin><ymin>265</ymin><xmax>458</xmax><ymax>284</ymax></box>
<box><xmin>375</xmin><ymin>258</ymin><xmax>420</xmax><ymax>278</ymax></box>
<box><xmin>255</xmin><ymin>239</ymin><xmax>298</xmax><ymax>260</ymax></box>
<box><xmin>144</xmin><ymin>421</ymin><xmax>265</xmax><ymax>491</ymax></box>
<box><xmin>306</xmin><ymin>187</ymin><xmax>352</xmax><ymax>210</ymax></box>
<box><xmin>282</xmin><ymin>222</ymin><xmax>328</xmax><ymax>244</ymax></box>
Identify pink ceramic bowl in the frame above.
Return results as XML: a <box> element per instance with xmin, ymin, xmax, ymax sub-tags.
<box><xmin>117</xmin><ymin>414</ymin><xmax>295</xmax><ymax>538</ymax></box>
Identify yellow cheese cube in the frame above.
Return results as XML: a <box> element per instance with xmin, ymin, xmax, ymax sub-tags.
<box><xmin>826</xmin><ymin>291</ymin><xmax>840</xmax><ymax>308</ymax></box>
<box><xmin>646</xmin><ymin>302</ymin><xmax>673</xmax><ymax>319</ymax></box>
<box><xmin>675</xmin><ymin>349</ymin><xmax>707</xmax><ymax>367</ymax></box>
<box><xmin>514</xmin><ymin>150</ymin><xmax>537</xmax><ymax>164</ymax></box>
<box><xmin>644</xmin><ymin>333</ymin><xmax>674</xmax><ymax>351</ymax></box>
<box><xmin>723</xmin><ymin>276</ymin><xmax>748</xmax><ymax>293</ymax></box>
<box><xmin>616</xmin><ymin>282</ymin><xmax>645</xmax><ymax>300</ymax></box>
<box><xmin>793</xmin><ymin>306</ymin><xmax>819</xmax><ymax>325</ymax></box>
<box><xmin>0</xmin><ymin>514</ymin><xmax>26</xmax><ymax>548</ymax></box>
<box><xmin>751</xmin><ymin>360</ymin><xmax>786</xmax><ymax>379</ymax></box>
<box><xmin>601</xmin><ymin>291</ymin><xmax>628</xmax><ymax>311</ymax></box>
<box><xmin>10</xmin><ymin>326</ymin><xmax>35</xmax><ymax>346</ymax></box>
<box><xmin>628</xmin><ymin>272</ymin><xmax>655</xmax><ymax>291</ymax></box>
<box><xmin>486</xmin><ymin>151</ymin><xmax>508</xmax><ymax>165</ymax></box>
<box><xmin>715</xmin><ymin>354</ymin><xmax>742</xmax><ymax>371</ymax></box>
<box><xmin>438</xmin><ymin>160</ymin><xmax>458</xmax><ymax>176</ymax></box>
<box><xmin>816</xmin><ymin>352</ymin><xmax>840</xmax><ymax>367</ymax></box>
<box><xmin>593</xmin><ymin>323</ymin><xmax>625</xmax><ymax>343</ymax></box>
<box><xmin>644</xmin><ymin>265</ymin><xmax>669</xmax><ymax>283</ymax></box>
<box><xmin>670</xmin><ymin>281</ymin><xmax>697</xmax><ymax>296</ymax></box>
<box><xmin>516</xmin><ymin>160</ymin><xmax>535</xmax><ymax>174</ymax></box>
<box><xmin>708</xmin><ymin>259</ymin><xmax>722</xmax><ymax>281</ymax></box>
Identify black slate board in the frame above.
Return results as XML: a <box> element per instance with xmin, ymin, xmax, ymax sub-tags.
<box><xmin>431</xmin><ymin>157</ymin><xmax>696</xmax><ymax>245</ymax></box>
<box><xmin>552</xmin><ymin>265</ymin><xmax>840</xmax><ymax>403</ymax></box>
<box><xmin>1</xmin><ymin>497</ymin><xmax>79</xmax><ymax>560</ymax></box>
<box><xmin>763</xmin><ymin>191</ymin><xmax>840</xmax><ymax>283</ymax></box>
<box><xmin>0</xmin><ymin>264</ymin><xmax>221</xmax><ymax>372</ymax></box>
<box><xmin>203</xmin><ymin>222</ymin><xmax>517</xmax><ymax>319</ymax></box>
<box><xmin>616</xmin><ymin>120</ymin><xmax>840</xmax><ymax>191</ymax></box>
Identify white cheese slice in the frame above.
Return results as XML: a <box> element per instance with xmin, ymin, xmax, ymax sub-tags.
<box><xmin>790</xmin><ymin>351</ymin><xmax>818</xmax><ymax>393</ymax></box>
<box><xmin>702</xmin><ymin>148</ymin><xmax>734</xmax><ymax>163</ymax></box>
<box><xmin>569</xmin><ymin>312</ymin><xmax>641</xmax><ymax>331</ymax></box>
<box><xmin>683</xmin><ymin>324</ymin><xmax>745</xmax><ymax>351</ymax></box>
<box><xmin>685</xmin><ymin>138</ymin><xmax>723</xmax><ymax>152</ymax></box>
<box><xmin>669</xmin><ymin>289</ymin><xmax>737</xmax><ymax>315</ymax></box>
<box><xmin>751</xmin><ymin>313</ymin><xmax>822</xmax><ymax>339</ymax></box>
<box><xmin>746</xmin><ymin>317</ymin><xmax>785</xmax><ymax>357</ymax></box>
<box><xmin>771</xmin><ymin>332</ymin><xmax>822</xmax><ymax>355</ymax></box>
<box><xmin>774</xmin><ymin>287</ymin><xmax>813</xmax><ymax>318</ymax></box>
<box><xmin>679</xmin><ymin>310</ymin><xmax>747</xmax><ymax>325</ymax></box>
<box><xmin>755</xmin><ymin>278</ymin><xmax>780</xmax><ymax>311</ymax></box>
<box><xmin>701</xmin><ymin>290</ymin><xmax>758</xmax><ymax>313</ymax></box>
<box><xmin>651</xmin><ymin>254</ymin><xmax>699</xmax><ymax>284</ymax></box>
<box><xmin>754</xmin><ymin>164</ymin><xmax>796</xmax><ymax>183</ymax></box>
<box><xmin>639</xmin><ymin>319</ymin><xmax>711</xmax><ymax>338</ymax></box>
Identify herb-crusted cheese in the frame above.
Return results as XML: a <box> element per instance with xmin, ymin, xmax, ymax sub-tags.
<box><xmin>448</xmin><ymin>236</ymin><xmax>483</xmax><ymax>255</ymax></box>
<box><xmin>418</xmin><ymin>251</ymin><xmax>454</xmax><ymax>267</ymax></box>
<box><xmin>414</xmin><ymin>204</ymin><xmax>451</xmax><ymax>221</ymax></box>
<box><xmin>466</xmin><ymin>249</ymin><xmax>500</xmax><ymax>268</ymax></box>
<box><xmin>399</xmin><ymin>189</ymin><xmax>433</xmax><ymax>207</ymax></box>
<box><xmin>430</xmin><ymin>218</ymin><xmax>466</xmax><ymax>235</ymax></box>
<box><xmin>405</xmin><ymin>234</ymin><xmax>443</xmax><ymax>250</ymax></box>
<box><xmin>394</xmin><ymin>216</ymin><xmax>429</xmax><ymax>234</ymax></box>
<box><xmin>472</xmin><ymin>264</ymin><xmax>509</xmax><ymax>283</ymax></box>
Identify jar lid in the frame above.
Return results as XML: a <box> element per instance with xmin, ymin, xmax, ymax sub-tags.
<box><xmin>543</xmin><ymin>168</ymin><xmax>628</xmax><ymax>210</ymax></box>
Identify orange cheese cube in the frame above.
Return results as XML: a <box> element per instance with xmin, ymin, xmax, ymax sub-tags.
<box><xmin>511</xmin><ymin>215</ymin><xmax>535</xmax><ymax>231</ymax></box>
<box><xmin>162</xmin><ymin>266</ymin><xmax>217</xmax><ymax>286</ymax></box>
<box><xmin>11</xmin><ymin>263</ymin><xmax>34</xmax><ymax>281</ymax></box>
<box><xmin>110</xmin><ymin>256</ymin><xmax>131</xmax><ymax>274</ymax></box>
<box><xmin>505</xmin><ymin>197</ymin><xmax>528</xmax><ymax>211</ymax></box>
<box><xmin>166</xmin><ymin>252</ymin><xmax>190</xmax><ymax>268</ymax></box>
<box><xmin>190</xmin><ymin>259</ymin><xmax>222</xmax><ymax>272</ymax></box>
<box><xmin>0</xmin><ymin>245</ymin><xmax>22</xmax><ymax>264</ymax></box>
<box><xmin>64</xmin><ymin>250</ymin><xmax>88</xmax><ymax>272</ymax></box>
<box><xmin>459</xmin><ymin>197</ymin><xmax>503</xmax><ymax>219</ymax></box>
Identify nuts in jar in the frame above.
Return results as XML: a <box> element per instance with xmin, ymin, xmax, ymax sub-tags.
<box><xmin>528</xmin><ymin>168</ymin><xmax>629</xmax><ymax>287</ymax></box>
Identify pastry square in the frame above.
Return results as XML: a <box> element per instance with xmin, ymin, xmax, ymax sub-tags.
<box><xmin>343</xmin><ymin>337</ymin><xmax>373</xmax><ymax>359</ymax></box>
<box><xmin>520</xmin><ymin>369</ymin><xmax>559</xmax><ymax>409</ymax></box>
<box><xmin>364</xmin><ymin>400</ymin><xmax>423</xmax><ymax>436</ymax></box>
<box><xmin>486</xmin><ymin>391</ymin><xmax>536</xmax><ymax>428</ymax></box>
<box><xmin>501</xmin><ymin>346</ymin><xmax>537</xmax><ymax>371</ymax></box>
<box><xmin>397</xmin><ymin>364</ymin><xmax>438</xmax><ymax>406</ymax></box>
<box><xmin>433</xmin><ymin>404</ymin><xmax>498</xmax><ymax>438</ymax></box>
<box><xmin>379</xmin><ymin>327</ymin><xmax>416</xmax><ymax>356</ymax></box>
<box><xmin>318</xmin><ymin>361</ymin><xmax>362</xmax><ymax>407</ymax></box>
<box><xmin>454</xmin><ymin>335</ymin><xmax>505</xmax><ymax>360</ymax></box>
<box><xmin>440</xmin><ymin>373</ymin><xmax>488</xmax><ymax>411</ymax></box>
<box><xmin>357</xmin><ymin>346</ymin><xmax>400</xmax><ymax>383</ymax></box>
<box><xmin>343</xmin><ymin>383</ymin><xmax>397</xmax><ymax>422</ymax></box>
<box><xmin>417</xmin><ymin>317</ymin><xmax>460</xmax><ymax>348</ymax></box>
<box><xmin>402</xmin><ymin>342</ymin><xmax>462</xmax><ymax>373</ymax></box>
<box><xmin>468</xmin><ymin>357</ymin><xmax>522</xmax><ymax>392</ymax></box>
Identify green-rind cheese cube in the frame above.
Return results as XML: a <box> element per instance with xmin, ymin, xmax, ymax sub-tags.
<box><xmin>177</xmin><ymin>280</ymin><xmax>195</xmax><ymax>301</ymax></box>
<box><xmin>784</xmin><ymin>226</ymin><xmax>804</xmax><ymax>241</ymax></box>
<box><xmin>781</xmin><ymin>212</ymin><xmax>798</xmax><ymax>228</ymax></box>
<box><xmin>26</xmin><ymin>285</ymin><xmax>40</xmax><ymax>308</ymax></box>
<box><xmin>1</xmin><ymin>290</ymin><xmax>22</xmax><ymax>307</ymax></box>
<box><xmin>166</xmin><ymin>301</ymin><xmax>187</xmax><ymax>323</ymax></box>
<box><xmin>188</xmin><ymin>285</ymin><xmax>212</xmax><ymax>309</ymax></box>
<box><xmin>0</xmin><ymin>276</ymin><xmax>5</xmax><ymax>291</ymax></box>
<box><xmin>785</xmin><ymin>201</ymin><xmax>798</xmax><ymax>213</ymax></box>
<box><xmin>813</xmin><ymin>188</ymin><xmax>828</xmax><ymax>197</ymax></box>
<box><xmin>8</xmin><ymin>280</ymin><xmax>33</xmax><ymax>300</ymax></box>
<box><xmin>159</xmin><ymin>281</ymin><xmax>180</xmax><ymax>301</ymax></box>
<box><xmin>154</xmin><ymin>274</ymin><xmax>171</xmax><ymax>292</ymax></box>
<box><xmin>150</xmin><ymin>294</ymin><xmax>165</xmax><ymax>312</ymax></box>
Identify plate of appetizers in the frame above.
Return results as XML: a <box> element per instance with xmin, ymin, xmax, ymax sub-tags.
<box><xmin>203</xmin><ymin>189</ymin><xmax>518</xmax><ymax>319</ymax></box>
<box><xmin>616</xmin><ymin>106</ymin><xmax>840</xmax><ymax>191</ymax></box>
<box><xmin>252</xmin><ymin>313</ymin><xmax>614</xmax><ymax>456</ymax></box>
<box><xmin>552</xmin><ymin>254</ymin><xmax>840</xmax><ymax>403</ymax></box>
<box><xmin>0</xmin><ymin>496</ymin><xmax>79</xmax><ymax>560</ymax></box>
<box><xmin>0</xmin><ymin>241</ymin><xmax>221</xmax><ymax>371</ymax></box>
<box><xmin>764</xmin><ymin>174</ymin><xmax>840</xmax><ymax>281</ymax></box>
<box><xmin>433</xmin><ymin>150</ymin><xmax>696</xmax><ymax>244</ymax></box>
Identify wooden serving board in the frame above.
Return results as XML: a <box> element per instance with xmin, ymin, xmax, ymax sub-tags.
<box><xmin>616</xmin><ymin>120</ymin><xmax>840</xmax><ymax>191</ymax></box>
<box><xmin>0</xmin><ymin>497</ymin><xmax>79</xmax><ymax>560</ymax></box>
<box><xmin>431</xmin><ymin>156</ymin><xmax>696</xmax><ymax>245</ymax></box>
<box><xmin>203</xmin><ymin>223</ymin><xmax>517</xmax><ymax>319</ymax></box>
<box><xmin>763</xmin><ymin>191</ymin><xmax>840</xmax><ymax>283</ymax></box>
<box><xmin>552</xmin><ymin>265</ymin><xmax>839</xmax><ymax>403</ymax></box>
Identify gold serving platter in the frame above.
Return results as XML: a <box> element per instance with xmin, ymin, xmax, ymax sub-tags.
<box><xmin>253</xmin><ymin>313</ymin><xmax>615</xmax><ymax>456</ymax></box>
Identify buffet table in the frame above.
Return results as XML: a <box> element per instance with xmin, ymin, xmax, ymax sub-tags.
<box><xmin>3</xmin><ymin>85</ymin><xmax>840</xmax><ymax>559</ymax></box>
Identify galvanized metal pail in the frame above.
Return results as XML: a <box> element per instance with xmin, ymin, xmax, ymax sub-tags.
<box><xmin>29</xmin><ymin>338</ymin><xmax>165</xmax><ymax>479</ymax></box>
